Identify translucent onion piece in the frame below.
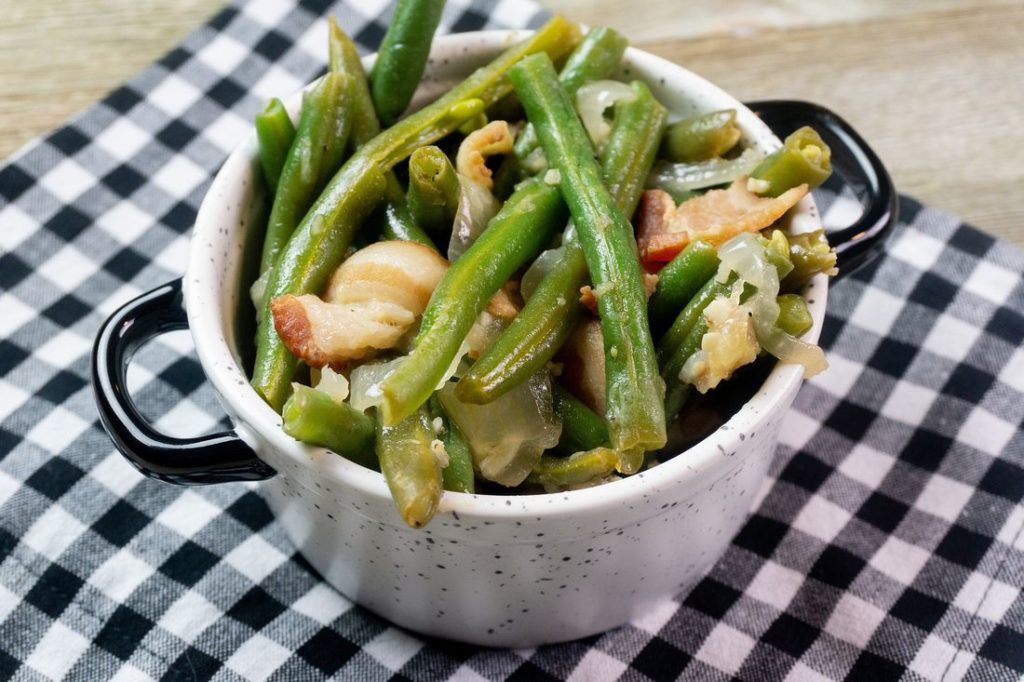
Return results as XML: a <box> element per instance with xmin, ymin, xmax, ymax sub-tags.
<box><xmin>250</xmin><ymin>269</ymin><xmax>271</xmax><ymax>321</ymax></box>
<box><xmin>447</xmin><ymin>174</ymin><xmax>500</xmax><ymax>262</ymax></box>
<box><xmin>315</xmin><ymin>366</ymin><xmax>349</xmax><ymax>403</ymax></box>
<box><xmin>647</xmin><ymin>147</ymin><xmax>764</xmax><ymax>194</ymax></box>
<box><xmin>465</xmin><ymin>311</ymin><xmax>507</xmax><ymax>358</ymax></box>
<box><xmin>438</xmin><ymin>370</ymin><xmax>561</xmax><ymax>487</ymax></box>
<box><xmin>575</xmin><ymin>80</ymin><xmax>637</xmax><ymax>147</ymax></box>
<box><xmin>349</xmin><ymin>357</ymin><xmax>405</xmax><ymax>413</ymax></box>
<box><xmin>717</xmin><ymin>233</ymin><xmax>827</xmax><ymax>377</ymax></box>
<box><xmin>521</xmin><ymin>146</ymin><xmax>548</xmax><ymax>175</ymax></box>
<box><xmin>520</xmin><ymin>246</ymin><xmax>564</xmax><ymax>300</ymax></box>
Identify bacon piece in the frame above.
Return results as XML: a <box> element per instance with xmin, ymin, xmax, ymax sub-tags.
<box><xmin>272</xmin><ymin>296</ymin><xmax>414</xmax><ymax>367</ymax></box>
<box><xmin>636</xmin><ymin>178</ymin><xmax>808</xmax><ymax>264</ymax></box>
<box><xmin>455</xmin><ymin>120</ymin><xmax>513</xmax><ymax>190</ymax></box>
<box><xmin>272</xmin><ymin>241</ymin><xmax>449</xmax><ymax>367</ymax></box>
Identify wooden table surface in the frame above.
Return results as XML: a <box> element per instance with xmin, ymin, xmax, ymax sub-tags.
<box><xmin>2</xmin><ymin>1</ymin><xmax>1022</xmax><ymax>245</ymax></box>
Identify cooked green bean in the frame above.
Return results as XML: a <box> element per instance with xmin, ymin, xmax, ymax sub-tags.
<box><xmin>407</xmin><ymin>145</ymin><xmax>460</xmax><ymax>238</ymax></box>
<box><xmin>455</xmin><ymin>246</ymin><xmax>586</xmax><ymax>404</ymax></box>
<box><xmin>251</xmin><ymin>17</ymin><xmax>581</xmax><ymax>411</ymax></box>
<box><xmin>376</xmin><ymin>408</ymin><xmax>443</xmax><ymax>528</ymax></box>
<box><xmin>657</xmin><ymin>234</ymin><xmax>793</xmax><ymax>365</ymax></box>
<box><xmin>648</xmin><ymin>240</ymin><xmax>720</xmax><ymax>333</ymax></box>
<box><xmin>751</xmin><ymin>126</ymin><xmax>832</xmax><ymax>197</ymax></box>
<box><xmin>510</xmin><ymin>54</ymin><xmax>666</xmax><ymax>466</ymax></box>
<box><xmin>782</xmin><ymin>229</ymin><xmax>837</xmax><ymax>292</ymax></box>
<box><xmin>513</xmin><ymin>27</ymin><xmax>629</xmax><ymax>170</ymax></box>
<box><xmin>526</xmin><ymin>448</ymin><xmax>619</xmax><ymax>488</ymax></box>
<box><xmin>659</xmin><ymin>109</ymin><xmax>740</xmax><ymax>163</ymax></box>
<box><xmin>282</xmin><ymin>384</ymin><xmax>376</xmax><ymax>469</ymax></box>
<box><xmin>553</xmin><ymin>384</ymin><xmax>610</xmax><ymax>452</ymax></box>
<box><xmin>661</xmin><ymin>294</ymin><xmax>811</xmax><ymax>420</ymax></box>
<box><xmin>776</xmin><ymin>293</ymin><xmax>813</xmax><ymax>337</ymax></box>
<box><xmin>458</xmin><ymin>80</ymin><xmax>666</xmax><ymax>404</ymax></box>
<box><xmin>254</xmin><ymin>98</ymin><xmax>296</xmax><ymax>195</ymax></box>
<box><xmin>429</xmin><ymin>395</ymin><xmax>475</xmax><ymax>493</ymax></box>
<box><xmin>598</xmin><ymin>81</ymin><xmax>669</xmax><ymax>222</ymax></box>
<box><xmin>258</xmin><ymin>72</ymin><xmax>354</xmax><ymax>274</ymax></box>
<box><xmin>331</xmin><ymin>17</ymin><xmax>380</xmax><ymax>149</ymax></box>
<box><xmin>379</xmin><ymin>178</ymin><xmax>568</xmax><ymax>423</ymax></box>
<box><xmin>374</xmin><ymin>175</ymin><xmax>437</xmax><ymax>248</ymax></box>
<box><xmin>331</xmin><ymin>19</ymin><xmax>435</xmax><ymax>250</ymax></box>
<box><xmin>657</xmin><ymin>275</ymin><xmax>732</xmax><ymax>366</ymax></box>
<box><xmin>370</xmin><ymin>0</ymin><xmax>447</xmax><ymax>126</ymax></box>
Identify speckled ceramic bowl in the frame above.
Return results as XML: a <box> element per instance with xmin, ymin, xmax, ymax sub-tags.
<box><xmin>93</xmin><ymin>29</ymin><xmax>895</xmax><ymax>647</ymax></box>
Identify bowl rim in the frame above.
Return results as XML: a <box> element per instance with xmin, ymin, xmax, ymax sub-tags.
<box><xmin>185</xmin><ymin>28</ymin><xmax>827</xmax><ymax>522</ymax></box>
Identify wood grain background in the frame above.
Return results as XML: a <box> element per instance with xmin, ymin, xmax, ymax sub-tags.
<box><xmin>2</xmin><ymin>0</ymin><xmax>1022</xmax><ymax>244</ymax></box>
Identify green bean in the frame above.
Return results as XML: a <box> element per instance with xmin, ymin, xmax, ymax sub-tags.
<box><xmin>331</xmin><ymin>16</ymin><xmax>380</xmax><ymax>149</ymax></box>
<box><xmin>782</xmin><ymin>229</ymin><xmax>837</xmax><ymax>292</ymax></box>
<box><xmin>776</xmin><ymin>293</ymin><xmax>813</xmax><ymax>337</ymax></box>
<box><xmin>657</xmin><ymin>275</ymin><xmax>732</xmax><ymax>366</ymax></box>
<box><xmin>429</xmin><ymin>395</ymin><xmax>475</xmax><ymax>493</ymax></box>
<box><xmin>490</xmin><ymin>154</ymin><xmax>522</xmax><ymax>200</ymax></box>
<box><xmin>553</xmin><ymin>384</ymin><xmax>610</xmax><ymax>452</ymax></box>
<box><xmin>526</xmin><ymin>448</ymin><xmax>619</xmax><ymax>488</ymax></box>
<box><xmin>376</xmin><ymin>408</ymin><xmax>443</xmax><ymax>528</ymax></box>
<box><xmin>370</xmin><ymin>0</ymin><xmax>447</xmax><ymax>126</ymax></box>
<box><xmin>648</xmin><ymin>240</ymin><xmax>720</xmax><ymax>333</ymax></box>
<box><xmin>661</xmin><ymin>294</ymin><xmax>810</xmax><ymax>419</ymax></box>
<box><xmin>458</xmin><ymin>80</ymin><xmax>666</xmax><ymax>404</ymax></box>
<box><xmin>281</xmin><ymin>384</ymin><xmax>376</xmax><ymax>470</ymax></box>
<box><xmin>254</xmin><ymin>98</ymin><xmax>296</xmax><ymax>195</ymax></box>
<box><xmin>751</xmin><ymin>126</ymin><xmax>832</xmax><ymax>197</ymax></box>
<box><xmin>510</xmin><ymin>54</ymin><xmax>666</xmax><ymax>466</ymax></box>
<box><xmin>664</xmin><ymin>382</ymin><xmax>691</xmax><ymax>425</ymax></box>
<box><xmin>331</xmin><ymin>19</ymin><xmax>435</xmax><ymax>250</ymax></box>
<box><xmin>456</xmin><ymin>246</ymin><xmax>585</xmax><ymax>404</ymax></box>
<box><xmin>513</xmin><ymin>27</ymin><xmax>629</xmax><ymax>170</ymax></box>
<box><xmin>251</xmin><ymin>17</ymin><xmax>581</xmax><ymax>411</ymax></box>
<box><xmin>661</xmin><ymin>313</ymin><xmax>709</xmax><ymax>403</ymax></box>
<box><xmin>373</xmin><ymin>174</ymin><xmax>437</xmax><ymax>248</ymax></box>
<box><xmin>659</xmin><ymin>109</ymin><xmax>740</xmax><ymax>163</ymax></box>
<box><xmin>656</xmin><ymin>234</ymin><xmax>792</xmax><ymax>365</ymax></box>
<box><xmin>406</xmin><ymin>146</ymin><xmax>460</xmax><ymax>238</ymax></box>
<box><xmin>379</xmin><ymin>178</ymin><xmax>567</xmax><ymax>424</ymax></box>
<box><xmin>258</xmin><ymin>72</ymin><xmax>354</xmax><ymax>274</ymax></box>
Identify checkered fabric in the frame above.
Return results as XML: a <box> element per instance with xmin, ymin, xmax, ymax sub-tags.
<box><xmin>0</xmin><ymin>0</ymin><xmax>1022</xmax><ymax>679</ymax></box>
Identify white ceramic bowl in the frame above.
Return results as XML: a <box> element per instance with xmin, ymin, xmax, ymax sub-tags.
<box><xmin>98</xmin><ymin>30</ymin><xmax>845</xmax><ymax>647</ymax></box>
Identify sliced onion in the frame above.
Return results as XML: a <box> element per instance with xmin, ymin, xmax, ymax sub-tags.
<box><xmin>315</xmin><ymin>366</ymin><xmax>349</xmax><ymax>403</ymax></box>
<box><xmin>647</xmin><ymin>147</ymin><xmax>764</xmax><ymax>194</ymax></box>
<box><xmin>717</xmin><ymin>233</ymin><xmax>827</xmax><ymax>377</ymax></box>
<box><xmin>349</xmin><ymin>356</ymin><xmax>405</xmax><ymax>412</ymax></box>
<box><xmin>250</xmin><ymin>269</ymin><xmax>271</xmax><ymax>321</ymax></box>
<box><xmin>438</xmin><ymin>370</ymin><xmax>561</xmax><ymax>487</ymax></box>
<box><xmin>521</xmin><ymin>146</ymin><xmax>548</xmax><ymax>175</ymax></box>
<box><xmin>575</xmin><ymin>80</ymin><xmax>637</xmax><ymax>147</ymax></box>
<box><xmin>465</xmin><ymin>311</ymin><xmax>507</xmax><ymax>358</ymax></box>
<box><xmin>447</xmin><ymin>174</ymin><xmax>500</xmax><ymax>262</ymax></box>
<box><xmin>520</xmin><ymin>246</ymin><xmax>564</xmax><ymax>300</ymax></box>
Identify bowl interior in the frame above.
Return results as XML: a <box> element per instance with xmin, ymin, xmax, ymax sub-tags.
<box><xmin>185</xmin><ymin>29</ymin><xmax>828</xmax><ymax>522</ymax></box>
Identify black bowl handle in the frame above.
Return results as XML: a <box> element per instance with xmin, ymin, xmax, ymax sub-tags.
<box><xmin>91</xmin><ymin>279</ymin><xmax>275</xmax><ymax>484</ymax></box>
<box><xmin>745</xmin><ymin>100</ymin><xmax>898</xmax><ymax>278</ymax></box>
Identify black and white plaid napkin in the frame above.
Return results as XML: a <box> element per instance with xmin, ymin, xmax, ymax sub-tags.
<box><xmin>1</xmin><ymin>0</ymin><xmax>1022</xmax><ymax>679</ymax></box>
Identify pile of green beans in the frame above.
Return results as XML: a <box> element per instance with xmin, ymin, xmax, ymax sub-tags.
<box><xmin>243</xmin><ymin>11</ymin><xmax>839</xmax><ymax>527</ymax></box>
<box><xmin>458</xmin><ymin>79</ymin><xmax>667</xmax><ymax>404</ymax></box>
<box><xmin>509</xmin><ymin>53</ymin><xmax>667</xmax><ymax>467</ymax></box>
<box><xmin>250</xmin><ymin>16</ymin><xmax>581</xmax><ymax>411</ymax></box>
<box><xmin>379</xmin><ymin>178</ymin><xmax>568</xmax><ymax>425</ymax></box>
